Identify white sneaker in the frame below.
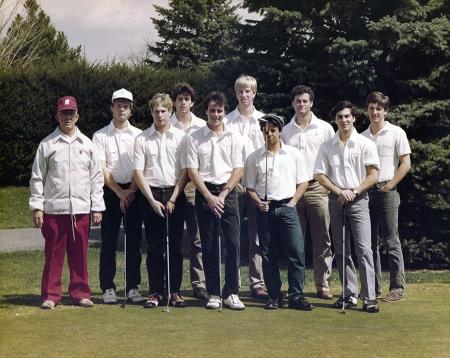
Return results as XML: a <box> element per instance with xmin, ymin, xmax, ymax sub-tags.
<box><xmin>223</xmin><ymin>294</ymin><xmax>245</xmax><ymax>310</ymax></box>
<box><xmin>78</xmin><ymin>298</ymin><xmax>94</xmax><ymax>308</ymax></box>
<box><xmin>206</xmin><ymin>295</ymin><xmax>221</xmax><ymax>309</ymax></box>
<box><xmin>102</xmin><ymin>288</ymin><xmax>117</xmax><ymax>304</ymax></box>
<box><xmin>127</xmin><ymin>289</ymin><xmax>146</xmax><ymax>303</ymax></box>
<box><xmin>40</xmin><ymin>300</ymin><xmax>55</xmax><ymax>309</ymax></box>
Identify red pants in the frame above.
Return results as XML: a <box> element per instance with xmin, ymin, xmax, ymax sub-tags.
<box><xmin>41</xmin><ymin>214</ymin><xmax>91</xmax><ymax>303</ymax></box>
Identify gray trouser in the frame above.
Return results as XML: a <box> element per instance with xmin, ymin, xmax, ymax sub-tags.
<box><xmin>184</xmin><ymin>182</ymin><xmax>206</xmax><ymax>289</ymax></box>
<box><xmin>329</xmin><ymin>194</ymin><xmax>376</xmax><ymax>301</ymax></box>
<box><xmin>296</xmin><ymin>180</ymin><xmax>333</xmax><ymax>293</ymax></box>
<box><xmin>369</xmin><ymin>186</ymin><xmax>405</xmax><ymax>293</ymax></box>
<box><xmin>236</xmin><ymin>183</ymin><xmax>265</xmax><ymax>289</ymax></box>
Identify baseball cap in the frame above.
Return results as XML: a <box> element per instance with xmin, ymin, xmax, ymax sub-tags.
<box><xmin>56</xmin><ymin>96</ymin><xmax>78</xmax><ymax>112</ymax></box>
<box><xmin>259</xmin><ymin>114</ymin><xmax>284</xmax><ymax>128</ymax></box>
<box><xmin>112</xmin><ymin>88</ymin><xmax>133</xmax><ymax>102</ymax></box>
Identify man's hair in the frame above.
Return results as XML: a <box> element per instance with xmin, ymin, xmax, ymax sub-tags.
<box><xmin>170</xmin><ymin>82</ymin><xmax>196</xmax><ymax>102</ymax></box>
<box><xmin>202</xmin><ymin>91</ymin><xmax>229</xmax><ymax>112</ymax></box>
<box><xmin>290</xmin><ymin>85</ymin><xmax>315</xmax><ymax>102</ymax></box>
<box><xmin>330</xmin><ymin>100</ymin><xmax>356</xmax><ymax>119</ymax></box>
<box><xmin>234</xmin><ymin>75</ymin><xmax>257</xmax><ymax>94</ymax></box>
<box><xmin>149</xmin><ymin>93</ymin><xmax>173</xmax><ymax>113</ymax></box>
<box><xmin>365</xmin><ymin>91</ymin><xmax>390</xmax><ymax>111</ymax></box>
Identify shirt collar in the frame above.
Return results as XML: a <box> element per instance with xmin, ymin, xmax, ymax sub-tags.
<box><xmin>290</xmin><ymin>111</ymin><xmax>319</xmax><ymax>129</ymax></box>
<box><xmin>53</xmin><ymin>126</ymin><xmax>84</xmax><ymax>144</ymax></box>
<box><xmin>202</xmin><ymin>122</ymin><xmax>232</xmax><ymax>137</ymax></box>
<box><xmin>257</xmin><ymin>141</ymin><xmax>287</xmax><ymax>158</ymax></box>
<box><xmin>331</xmin><ymin>128</ymin><xmax>359</xmax><ymax>145</ymax></box>
<box><xmin>368</xmin><ymin>121</ymin><xmax>391</xmax><ymax>136</ymax></box>
<box><xmin>106</xmin><ymin>120</ymin><xmax>133</xmax><ymax>135</ymax></box>
<box><xmin>147</xmin><ymin>123</ymin><xmax>175</xmax><ymax>138</ymax></box>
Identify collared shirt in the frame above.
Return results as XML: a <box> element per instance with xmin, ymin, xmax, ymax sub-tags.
<box><xmin>170</xmin><ymin>112</ymin><xmax>206</xmax><ymax>136</ymax></box>
<box><xmin>187</xmin><ymin>123</ymin><xmax>245</xmax><ymax>184</ymax></box>
<box><xmin>314</xmin><ymin>129</ymin><xmax>380</xmax><ymax>189</ymax></box>
<box><xmin>133</xmin><ymin>124</ymin><xmax>186</xmax><ymax>187</ymax></box>
<box><xmin>29</xmin><ymin>127</ymin><xmax>105</xmax><ymax>214</ymax></box>
<box><xmin>245</xmin><ymin>142</ymin><xmax>311</xmax><ymax>201</ymax></box>
<box><xmin>282</xmin><ymin>112</ymin><xmax>335</xmax><ymax>177</ymax></box>
<box><xmin>224</xmin><ymin>107</ymin><xmax>265</xmax><ymax>159</ymax></box>
<box><xmin>361</xmin><ymin>121</ymin><xmax>411</xmax><ymax>182</ymax></box>
<box><xmin>92</xmin><ymin>120</ymin><xmax>142</xmax><ymax>184</ymax></box>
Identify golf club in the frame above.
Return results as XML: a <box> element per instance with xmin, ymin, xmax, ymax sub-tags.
<box><xmin>121</xmin><ymin>213</ymin><xmax>127</xmax><ymax>309</ymax></box>
<box><xmin>341</xmin><ymin>205</ymin><xmax>346</xmax><ymax>314</ymax></box>
<box><xmin>162</xmin><ymin>214</ymin><xmax>171</xmax><ymax>313</ymax></box>
<box><xmin>217</xmin><ymin>217</ymin><xmax>223</xmax><ymax>312</ymax></box>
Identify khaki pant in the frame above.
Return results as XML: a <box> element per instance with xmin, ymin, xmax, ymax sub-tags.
<box><xmin>296</xmin><ymin>180</ymin><xmax>333</xmax><ymax>293</ymax></box>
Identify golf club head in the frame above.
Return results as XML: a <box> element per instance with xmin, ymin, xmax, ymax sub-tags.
<box><xmin>341</xmin><ymin>308</ymin><xmax>346</xmax><ymax>314</ymax></box>
<box><xmin>161</xmin><ymin>306</ymin><xmax>170</xmax><ymax>313</ymax></box>
<box><xmin>121</xmin><ymin>302</ymin><xmax>126</xmax><ymax>309</ymax></box>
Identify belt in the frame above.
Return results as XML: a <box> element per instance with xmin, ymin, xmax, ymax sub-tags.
<box><xmin>268</xmin><ymin>197</ymin><xmax>292</xmax><ymax>208</ymax></box>
<box><xmin>150</xmin><ymin>186</ymin><xmax>175</xmax><ymax>193</ymax></box>
<box><xmin>205</xmin><ymin>182</ymin><xmax>226</xmax><ymax>192</ymax></box>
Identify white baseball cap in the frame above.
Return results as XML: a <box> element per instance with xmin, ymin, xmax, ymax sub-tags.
<box><xmin>112</xmin><ymin>88</ymin><xmax>133</xmax><ymax>102</ymax></box>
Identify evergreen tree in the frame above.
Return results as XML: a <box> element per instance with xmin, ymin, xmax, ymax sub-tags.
<box><xmin>147</xmin><ymin>0</ymin><xmax>240</xmax><ymax>68</ymax></box>
<box><xmin>0</xmin><ymin>0</ymin><xmax>81</xmax><ymax>68</ymax></box>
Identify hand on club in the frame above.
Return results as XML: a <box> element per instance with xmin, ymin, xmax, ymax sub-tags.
<box><xmin>207</xmin><ymin>194</ymin><xmax>225</xmax><ymax>218</ymax></box>
<box><xmin>381</xmin><ymin>181</ymin><xmax>394</xmax><ymax>192</ymax></box>
<box><xmin>118</xmin><ymin>189</ymin><xmax>135</xmax><ymax>212</ymax></box>
<box><xmin>338</xmin><ymin>189</ymin><xmax>356</xmax><ymax>205</ymax></box>
<box><xmin>91</xmin><ymin>212</ymin><xmax>102</xmax><ymax>225</ymax></box>
<box><xmin>258</xmin><ymin>200</ymin><xmax>269</xmax><ymax>212</ymax></box>
<box><xmin>149</xmin><ymin>198</ymin><xmax>166</xmax><ymax>217</ymax></box>
<box><xmin>165</xmin><ymin>200</ymin><xmax>175</xmax><ymax>216</ymax></box>
<box><xmin>33</xmin><ymin>209</ymin><xmax>44</xmax><ymax>228</ymax></box>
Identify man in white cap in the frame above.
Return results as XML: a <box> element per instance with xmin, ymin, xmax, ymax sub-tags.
<box><xmin>30</xmin><ymin>95</ymin><xmax>105</xmax><ymax>309</ymax></box>
<box><xmin>93</xmin><ymin>88</ymin><xmax>145</xmax><ymax>304</ymax></box>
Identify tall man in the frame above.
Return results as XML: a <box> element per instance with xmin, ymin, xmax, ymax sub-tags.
<box><xmin>170</xmin><ymin>83</ymin><xmax>208</xmax><ymax>299</ymax></box>
<box><xmin>362</xmin><ymin>91</ymin><xmax>411</xmax><ymax>302</ymax></box>
<box><xmin>246</xmin><ymin>114</ymin><xmax>313</xmax><ymax>310</ymax></box>
<box><xmin>187</xmin><ymin>91</ymin><xmax>245</xmax><ymax>310</ymax></box>
<box><xmin>30</xmin><ymin>96</ymin><xmax>105</xmax><ymax>309</ymax></box>
<box><xmin>224</xmin><ymin>75</ymin><xmax>268</xmax><ymax>298</ymax></box>
<box><xmin>134</xmin><ymin>93</ymin><xmax>188</xmax><ymax>308</ymax></box>
<box><xmin>282</xmin><ymin>85</ymin><xmax>335</xmax><ymax>300</ymax></box>
<box><xmin>314</xmin><ymin>100</ymin><xmax>380</xmax><ymax>313</ymax></box>
<box><xmin>93</xmin><ymin>88</ymin><xmax>145</xmax><ymax>304</ymax></box>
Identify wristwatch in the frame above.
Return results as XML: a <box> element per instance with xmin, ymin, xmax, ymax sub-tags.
<box><xmin>352</xmin><ymin>188</ymin><xmax>359</xmax><ymax>197</ymax></box>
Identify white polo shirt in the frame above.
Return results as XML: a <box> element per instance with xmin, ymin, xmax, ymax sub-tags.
<box><xmin>361</xmin><ymin>121</ymin><xmax>411</xmax><ymax>182</ymax></box>
<box><xmin>314</xmin><ymin>129</ymin><xmax>380</xmax><ymax>190</ymax></box>
<box><xmin>245</xmin><ymin>143</ymin><xmax>311</xmax><ymax>201</ymax></box>
<box><xmin>282</xmin><ymin>112</ymin><xmax>335</xmax><ymax>177</ymax></box>
<box><xmin>224</xmin><ymin>107</ymin><xmax>265</xmax><ymax>159</ymax></box>
<box><xmin>29</xmin><ymin>127</ymin><xmax>105</xmax><ymax>214</ymax></box>
<box><xmin>133</xmin><ymin>124</ymin><xmax>186</xmax><ymax>188</ymax></box>
<box><xmin>187</xmin><ymin>123</ymin><xmax>244</xmax><ymax>184</ymax></box>
<box><xmin>170</xmin><ymin>112</ymin><xmax>206</xmax><ymax>136</ymax></box>
<box><xmin>92</xmin><ymin>120</ymin><xmax>142</xmax><ymax>184</ymax></box>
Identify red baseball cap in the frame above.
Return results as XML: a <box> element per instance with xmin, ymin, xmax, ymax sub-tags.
<box><xmin>56</xmin><ymin>96</ymin><xmax>78</xmax><ymax>112</ymax></box>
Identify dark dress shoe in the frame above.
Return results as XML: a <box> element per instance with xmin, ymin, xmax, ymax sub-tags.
<box><xmin>264</xmin><ymin>297</ymin><xmax>283</xmax><ymax>310</ymax></box>
<box><xmin>317</xmin><ymin>291</ymin><xmax>333</xmax><ymax>300</ymax></box>
<box><xmin>193</xmin><ymin>287</ymin><xmax>208</xmax><ymax>300</ymax></box>
<box><xmin>170</xmin><ymin>293</ymin><xmax>186</xmax><ymax>308</ymax></box>
<box><xmin>288</xmin><ymin>297</ymin><xmax>314</xmax><ymax>311</ymax></box>
<box><xmin>251</xmin><ymin>287</ymin><xmax>269</xmax><ymax>299</ymax></box>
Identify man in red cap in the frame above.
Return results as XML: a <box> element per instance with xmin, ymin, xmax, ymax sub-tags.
<box><xmin>30</xmin><ymin>96</ymin><xmax>105</xmax><ymax>309</ymax></box>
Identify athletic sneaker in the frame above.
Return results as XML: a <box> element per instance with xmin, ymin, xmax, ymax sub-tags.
<box><xmin>127</xmin><ymin>289</ymin><xmax>146</xmax><ymax>303</ymax></box>
<box><xmin>206</xmin><ymin>295</ymin><xmax>221</xmax><ymax>309</ymax></box>
<box><xmin>382</xmin><ymin>289</ymin><xmax>405</xmax><ymax>302</ymax></box>
<box><xmin>41</xmin><ymin>300</ymin><xmax>55</xmax><ymax>310</ymax></box>
<box><xmin>362</xmin><ymin>299</ymin><xmax>380</xmax><ymax>313</ymax></box>
<box><xmin>332</xmin><ymin>296</ymin><xmax>358</xmax><ymax>309</ymax></box>
<box><xmin>223</xmin><ymin>294</ymin><xmax>245</xmax><ymax>310</ymax></box>
<box><xmin>102</xmin><ymin>288</ymin><xmax>117</xmax><ymax>304</ymax></box>
<box><xmin>78</xmin><ymin>298</ymin><xmax>94</xmax><ymax>307</ymax></box>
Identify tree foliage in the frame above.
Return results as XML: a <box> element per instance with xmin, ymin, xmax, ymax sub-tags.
<box><xmin>146</xmin><ymin>0</ymin><xmax>239</xmax><ymax>68</ymax></box>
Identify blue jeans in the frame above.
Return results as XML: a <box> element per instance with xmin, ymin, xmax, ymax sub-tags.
<box><xmin>257</xmin><ymin>202</ymin><xmax>305</xmax><ymax>300</ymax></box>
<box><xmin>329</xmin><ymin>194</ymin><xmax>376</xmax><ymax>301</ymax></box>
<box><xmin>369</xmin><ymin>187</ymin><xmax>405</xmax><ymax>293</ymax></box>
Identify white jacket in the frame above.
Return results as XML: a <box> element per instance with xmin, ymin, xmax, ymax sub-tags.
<box><xmin>29</xmin><ymin>127</ymin><xmax>105</xmax><ymax>214</ymax></box>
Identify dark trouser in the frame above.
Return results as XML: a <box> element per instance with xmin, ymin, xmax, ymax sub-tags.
<box><xmin>369</xmin><ymin>185</ymin><xmax>405</xmax><ymax>294</ymax></box>
<box><xmin>99</xmin><ymin>184</ymin><xmax>142</xmax><ymax>292</ymax></box>
<box><xmin>195</xmin><ymin>183</ymin><xmax>240</xmax><ymax>298</ymax></box>
<box><xmin>257</xmin><ymin>199</ymin><xmax>306</xmax><ymax>301</ymax></box>
<box><xmin>142</xmin><ymin>186</ymin><xmax>185</xmax><ymax>295</ymax></box>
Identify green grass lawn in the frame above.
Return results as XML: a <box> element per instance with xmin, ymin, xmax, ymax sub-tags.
<box><xmin>0</xmin><ymin>186</ymin><xmax>33</xmax><ymax>229</ymax></box>
<box><xmin>1</xmin><ymin>249</ymin><xmax>449</xmax><ymax>357</ymax></box>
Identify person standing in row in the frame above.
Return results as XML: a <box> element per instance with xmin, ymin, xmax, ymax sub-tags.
<box><xmin>362</xmin><ymin>91</ymin><xmax>411</xmax><ymax>302</ymax></box>
<box><xmin>224</xmin><ymin>75</ymin><xmax>268</xmax><ymax>299</ymax></box>
<box><xmin>187</xmin><ymin>91</ymin><xmax>245</xmax><ymax>310</ymax></box>
<box><xmin>30</xmin><ymin>96</ymin><xmax>105</xmax><ymax>309</ymax></box>
<box><xmin>314</xmin><ymin>100</ymin><xmax>380</xmax><ymax>313</ymax></box>
<box><xmin>246</xmin><ymin>114</ymin><xmax>314</xmax><ymax>311</ymax></box>
<box><xmin>134</xmin><ymin>93</ymin><xmax>188</xmax><ymax>308</ymax></box>
<box><xmin>170</xmin><ymin>83</ymin><xmax>208</xmax><ymax>300</ymax></box>
<box><xmin>93</xmin><ymin>88</ymin><xmax>145</xmax><ymax>304</ymax></box>
<box><xmin>282</xmin><ymin>85</ymin><xmax>335</xmax><ymax>300</ymax></box>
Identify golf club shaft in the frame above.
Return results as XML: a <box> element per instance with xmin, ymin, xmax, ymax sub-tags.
<box><xmin>342</xmin><ymin>205</ymin><xmax>346</xmax><ymax>313</ymax></box>
<box><xmin>165</xmin><ymin>214</ymin><xmax>171</xmax><ymax>312</ymax></box>
<box><xmin>122</xmin><ymin>213</ymin><xmax>127</xmax><ymax>308</ymax></box>
<box><xmin>218</xmin><ymin>217</ymin><xmax>222</xmax><ymax>312</ymax></box>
